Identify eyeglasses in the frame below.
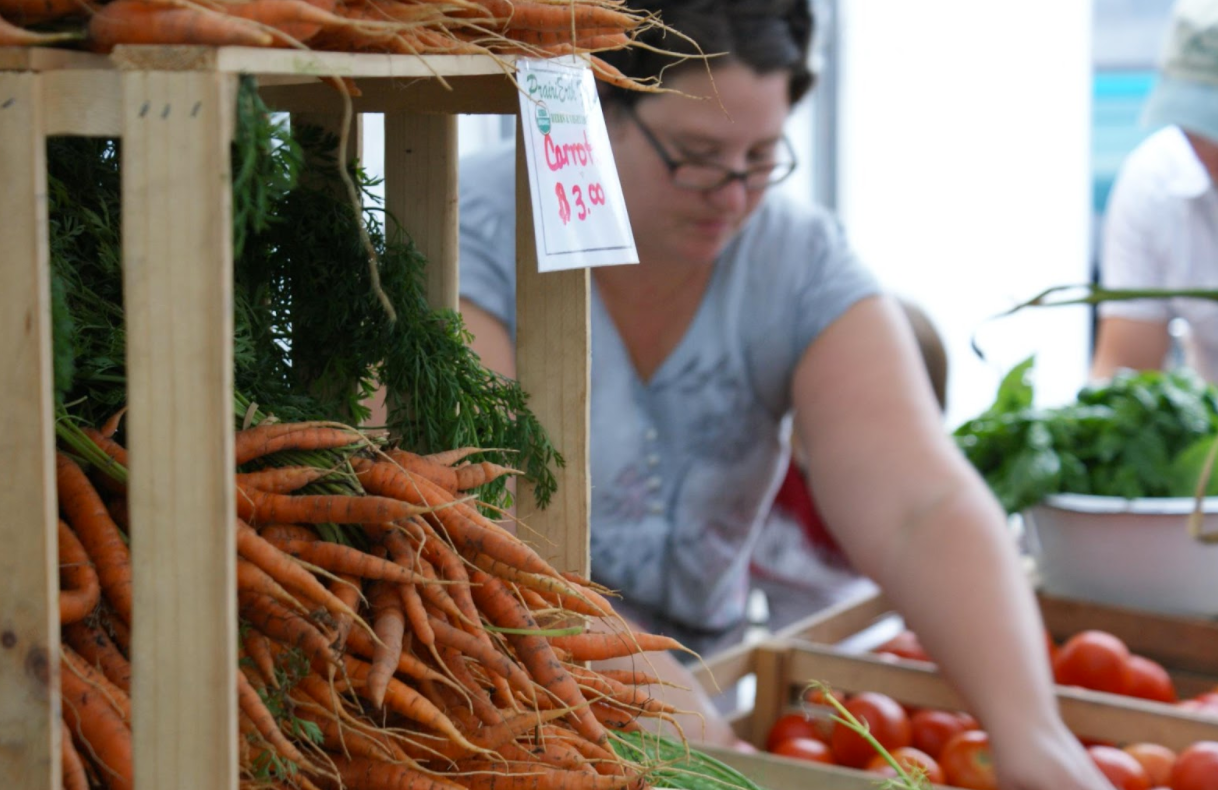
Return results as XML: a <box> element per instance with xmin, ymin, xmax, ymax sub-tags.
<box><xmin>625</xmin><ymin>106</ymin><xmax>797</xmax><ymax>193</ymax></box>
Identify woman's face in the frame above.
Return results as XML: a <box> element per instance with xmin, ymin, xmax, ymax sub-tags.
<box><xmin>607</xmin><ymin>62</ymin><xmax>793</xmax><ymax>266</ymax></box>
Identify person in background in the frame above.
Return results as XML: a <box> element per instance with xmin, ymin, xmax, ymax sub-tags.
<box><xmin>1091</xmin><ymin>0</ymin><xmax>1218</xmax><ymax>382</ymax></box>
<box><xmin>751</xmin><ymin>300</ymin><xmax>948</xmax><ymax>632</ymax></box>
<box><xmin>457</xmin><ymin>1</ymin><xmax>1109</xmax><ymax>786</ymax></box>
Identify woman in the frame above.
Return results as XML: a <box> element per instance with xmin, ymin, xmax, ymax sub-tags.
<box><xmin>458</xmin><ymin>1</ymin><xmax>1110</xmax><ymax>786</ymax></box>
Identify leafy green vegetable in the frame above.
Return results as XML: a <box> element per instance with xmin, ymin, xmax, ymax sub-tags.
<box><xmin>955</xmin><ymin>358</ymin><xmax>1218</xmax><ymax>512</ymax></box>
<box><xmin>609</xmin><ymin>731</ymin><xmax>766</xmax><ymax>790</ymax></box>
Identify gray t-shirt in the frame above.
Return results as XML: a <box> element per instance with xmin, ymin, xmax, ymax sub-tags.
<box><xmin>459</xmin><ymin>140</ymin><xmax>881</xmax><ymax>652</ymax></box>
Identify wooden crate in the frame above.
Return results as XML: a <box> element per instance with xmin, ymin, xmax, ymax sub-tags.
<box><xmin>689</xmin><ymin>590</ymin><xmax>1218</xmax><ymax>790</ymax></box>
<box><xmin>0</xmin><ymin>45</ymin><xmax>592</xmax><ymax>790</ymax></box>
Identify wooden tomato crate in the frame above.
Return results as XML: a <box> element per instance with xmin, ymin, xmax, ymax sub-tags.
<box><xmin>773</xmin><ymin>586</ymin><xmax>1218</xmax><ymax>697</ymax></box>
<box><xmin>0</xmin><ymin>46</ymin><xmax>592</xmax><ymax>790</ymax></box>
<box><xmin>693</xmin><ymin>637</ymin><xmax>1218</xmax><ymax>790</ymax></box>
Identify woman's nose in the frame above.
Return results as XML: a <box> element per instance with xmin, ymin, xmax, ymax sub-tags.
<box><xmin>703</xmin><ymin>176</ymin><xmax>750</xmax><ymax>213</ymax></box>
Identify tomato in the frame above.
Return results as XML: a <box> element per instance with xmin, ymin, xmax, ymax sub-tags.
<box><xmin>1122</xmin><ymin>742</ymin><xmax>1177</xmax><ymax>787</ymax></box>
<box><xmin>770</xmin><ymin>737</ymin><xmax>834</xmax><ymax>764</ymax></box>
<box><xmin>910</xmin><ymin>708</ymin><xmax>978</xmax><ymax>760</ymax></box>
<box><xmin>765</xmin><ymin>712</ymin><xmax>825</xmax><ymax>752</ymax></box>
<box><xmin>1053</xmin><ymin>630</ymin><xmax>1133</xmax><ymax>694</ymax></box>
<box><xmin>1170</xmin><ymin>741</ymin><xmax>1218</xmax><ymax>790</ymax></box>
<box><xmin>1046</xmin><ymin>629</ymin><xmax>1061</xmax><ymax>664</ymax></box>
<box><xmin>829</xmin><ymin>692</ymin><xmax>913</xmax><ymax>768</ymax></box>
<box><xmin>939</xmin><ymin>730</ymin><xmax>998</xmax><ymax>790</ymax></box>
<box><xmin>875</xmin><ymin>630</ymin><xmax>932</xmax><ymax>663</ymax></box>
<box><xmin>865</xmin><ymin>746</ymin><xmax>945</xmax><ymax>784</ymax></box>
<box><xmin>1126</xmin><ymin>655</ymin><xmax>1178</xmax><ymax>703</ymax></box>
<box><xmin>1088</xmin><ymin>745</ymin><xmax>1151</xmax><ymax>790</ymax></box>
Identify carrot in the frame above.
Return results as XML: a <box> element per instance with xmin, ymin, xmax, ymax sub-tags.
<box><xmin>238</xmin><ymin>557</ymin><xmax>309</xmax><ymax>615</ymax></box>
<box><xmin>56</xmin><ymin>453</ymin><xmax>133</xmax><ymax>624</ymax></box>
<box><xmin>344</xmin><ymin>625</ymin><xmax>455</xmax><ymax>688</ymax></box>
<box><xmin>339</xmin><ymin>654</ymin><xmax>487</xmax><ymax>755</ymax></box>
<box><xmin>242</xmin><ymin>627</ymin><xmax>279</xmax><ymax>688</ymax></box>
<box><xmin>469</xmin><ymin>569</ymin><xmax>607</xmax><ymax>746</ymax></box>
<box><xmin>499</xmin><ymin>1</ymin><xmax>640</xmax><ymax>33</ymax></box>
<box><xmin>62</xmin><ymin>719</ymin><xmax>90</xmax><ymax>790</ymax></box>
<box><xmin>60</xmin><ymin>651</ymin><xmax>134</xmax><ymax>790</ymax></box>
<box><xmin>88</xmin><ymin>0</ymin><xmax>276</xmax><ymax>50</ymax></box>
<box><xmin>100</xmin><ymin>406</ymin><xmax>128</xmax><ymax>439</ymax></box>
<box><xmin>58</xmin><ymin>519</ymin><xmax>100</xmax><ymax>625</ymax></box>
<box><xmin>0</xmin><ymin>0</ymin><xmax>86</xmax><ymax>24</ymax></box>
<box><xmin>328</xmin><ymin>572</ymin><xmax>363</xmax><ymax>649</ymax></box>
<box><xmin>225</xmin><ymin>0</ymin><xmax>347</xmax><ymax>43</ymax></box>
<box><xmin>63</xmin><ymin>618</ymin><xmax>131</xmax><ymax>695</ymax></box>
<box><xmin>0</xmin><ymin>14</ymin><xmax>83</xmax><ymax>45</ymax></box>
<box><xmin>409</xmin><ymin>520</ymin><xmax>480</xmax><ymax>628</ymax></box>
<box><xmin>504</xmin><ymin>25</ymin><xmax>621</xmax><ymax>46</ymax></box>
<box><xmin>589</xmin><ymin>55</ymin><xmax>666</xmax><ymax>93</ymax></box>
<box><xmin>237</xmin><ymin>485</ymin><xmax>426</xmax><ymax>526</ymax></box>
<box><xmin>385</xmin><ymin>448</ymin><xmax>519</xmax><ymax>492</ymax></box>
<box><xmin>532</xmin><ymin>34</ymin><xmax>630</xmax><ymax>56</ymax></box>
<box><xmin>238</xmin><ymin>666</ymin><xmax>313</xmax><ymax>769</ymax></box>
<box><xmin>258</xmin><ymin>523</ymin><xmax>322</xmax><ymax>543</ymax></box>
<box><xmin>324</xmin><ymin>753</ymin><xmax>467</xmax><ymax>790</ymax></box>
<box><xmin>236</xmin><ymin>466</ymin><xmax>332</xmax><ymax>494</ymax></box>
<box><xmin>236</xmin><ymin>520</ymin><xmax>363</xmax><ymax>626</ymax></box>
<box><xmin>262</xmin><ymin>535</ymin><xmax>434</xmax><ymax>586</ymax></box>
<box><xmin>427</xmin><ymin>615</ymin><xmax>535</xmax><ymax>701</ymax></box>
<box><xmin>352</xmin><ymin>459</ymin><xmax>560</xmax><ymax>579</ymax></box>
<box><xmin>586</xmin><ymin>669</ymin><xmax>663</xmax><ymax>688</ymax></box>
<box><xmin>62</xmin><ymin>645</ymin><xmax>131</xmax><ymax>723</ymax></box>
<box><xmin>421</xmin><ymin>447</ymin><xmax>491</xmax><ymax>467</ymax></box>
<box><xmin>435</xmin><ymin>645</ymin><xmax>502</xmax><ymax>727</ymax></box>
<box><xmin>538</xmin><ymin>725</ymin><xmax>622</xmax><ymax>774</ymax></box>
<box><xmin>376</xmin><ymin>528</ymin><xmax>451</xmax><ymax>637</ymax></box>
<box><xmin>235</xmin><ymin>421</ymin><xmax>363</xmax><ymax>466</ymax></box>
<box><xmin>588</xmin><ymin>701</ymin><xmax>642</xmax><ymax>733</ymax></box>
<box><xmin>545</xmin><ymin>631</ymin><xmax>688</xmax><ymax>662</ymax></box>
<box><xmin>294</xmin><ymin>703</ymin><xmax>410</xmax><ymax>765</ymax></box>
<box><xmin>365</xmin><ymin>580</ymin><xmax>405</xmax><ymax>708</ymax></box>
<box><xmin>470</xmin><ymin>553</ymin><xmax>609</xmax><ymax>617</ymax></box>
<box><xmin>241</xmin><ymin>593</ymin><xmax>337</xmax><ymax>676</ymax></box>
<box><xmin>81</xmin><ymin>427</ymin><xmax>129</xmax><ymax>471</ymax></box>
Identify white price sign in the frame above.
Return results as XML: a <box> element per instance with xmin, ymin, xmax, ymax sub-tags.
<box><xmin>516</xmin><ymin>56</ymin><xmax>638</xmax><ymax>273</ymax></box>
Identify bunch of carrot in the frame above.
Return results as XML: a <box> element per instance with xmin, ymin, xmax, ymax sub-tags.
<box><xmin>56</xmin><ymin>414</ymin><xmax>694</xmax><ymax>790</ymax></box>
<box><xmin>0</xmin><ymin>0</ymin><xmax>660</xmax><ymax>86</ymax></box>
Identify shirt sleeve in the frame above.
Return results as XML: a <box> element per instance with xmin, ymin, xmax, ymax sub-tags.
<box><xmin>1097</xmin><ymin>141</ymin><xmax>1172</xmax><ymax>323</ymax></box>
<box><xmin>457</xmin><ymin>144</ymin><xmax>519</xmax><ymax>337</ymax></box>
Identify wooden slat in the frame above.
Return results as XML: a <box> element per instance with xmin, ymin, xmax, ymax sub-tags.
<box><xmin>111</xmin><ymin>45</ymin><xmax>516</xmax><ymax>78</ymax></box>
<box><xmin>774</xmin><ymin>587</ymin><xmax>893</xmax><ymax>645</ymax></box>
<box><xmin>0</xmin><ymin>47</ymin><xmax>109</xmax><ymax>71</ymax></box>
<box><xmin>514</xmin><ymin>120</ymin><xmax>590</xmax><ymax>576</ymax></box>
<box><xmin>384</xmin><ymin>111</ymin><xmax>459</xmax><ymax>311</ymax></box>
<box><xmin>122</xmin><ymin>70</ymin><xmax>238</xmax><ymax>790</ymax></box>
<box><xmin>704</xmin><ymin>746</ymin><xmax>956</xmax><ymax>790</ymax></box>
<box><xmin>42</xmin><ymin>70</ymin><xmax>123</xmax><ymax>136</ymax></box>
<box><xmin>694</xmin><ymin>639</ymin><xmax>759</xmax><ymax>691</ymax></box>
<box><xmin>258</xmin><ymin>74</ymin><xmax>518</xmax><ymax>115</ymax></box>
<box><xmin>0</xmin><ymin>70</ymin><xmax>60</xmax><ymax>790</ymax></box>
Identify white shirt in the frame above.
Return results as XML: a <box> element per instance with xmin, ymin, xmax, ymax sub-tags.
<box><xmin>1099</xmin><ymin>126</ymin><xmax>1218</xmax><ymax>379</ymax></box>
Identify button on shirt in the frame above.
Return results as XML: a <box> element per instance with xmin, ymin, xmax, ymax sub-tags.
<box><xmin>1099</xmin><ymin>126</ymin><xmax>1218</xmax><ymax>380</ymax></box>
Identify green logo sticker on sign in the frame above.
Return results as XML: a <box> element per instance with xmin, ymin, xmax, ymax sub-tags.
<box><xmin>535</xmin><ymin>104</ymin><xmax>552</xmax><ymax>135</ymax></box>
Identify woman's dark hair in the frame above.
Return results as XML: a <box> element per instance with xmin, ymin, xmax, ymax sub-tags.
<box><xmin>599</xmin><ymin>0</ymin><xmax>816</xmax><ymax>108</ymax></box>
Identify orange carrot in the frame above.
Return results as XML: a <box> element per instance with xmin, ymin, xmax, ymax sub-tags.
<box><xmin>325</xmin><ymin>753</ymin><xmax>467</xmax><ymax>790</ymax></box>
<box><xmin>82</xmin><ymin>427</ymin><xmax>129</xmax><ymax>470</ymax></box>
<box><xmin>499</xmin><ymin>1</ymin><xmax>640</xmax><ymax>33</ymax></box>
<box><xmin>589</xmin><ymin>700</ymin><xmax>643</xmax><ymax>733</ymax></box>
<box><xmin>60</xmin><ymin>650</ymin><xmax>134</xmax><ymax>790</ymax></box>
<box><xmin>504</xmin><ymin>25</ymin><xmax>621</xmax><ymax>46</ymax></box>
<box><xmin>236</xmin><ymin>466</ymin><xmax>331</xmax><ymax>494</ymax></box>
<box><xmin>328</xmin><ymin>571</ymin><xmax>363</xmax><ymax>649</ymax></box>
<box><xmin>293</xmin><ymin>703</ymin><xmax>410</xmax><ymax>765</ymax></box>
<box><xmin>261</xmin><ymin>535</ymin><xmax>434</xmax><ymax>586</ymax></box>
<box><xmin>589</xmin><ymin>55</ymin><xmax>665</xmax><ymax>93</ymax></box>
<box><xmin>435</xmin><ymin>645</ymin><xmax>502</xmax><ymax>727</ymax></box>
<box><xmin>470</xmin><ymin>569</ymin><xmax>607</xmax><ymax>746</ymax></box>
<box><xmin>62</xmin><ymin>645</ymin><xmax>131</xmax><ymax>723</ymax></box>
<box><xmin>62</xmin><ymin>719</ymin><xmax>89</xmax><ymax>790</ymax></box>
<box><xmin>88</xmin><ymin>0</ymin><xmax>276</xmax><ymax>50</ymax></box>
<box><xmin>365</xmin><ymin>580</ymin><xmax>405</xmax><ymax>708</ymax></box>
<box><xmin>545</xmin><ymin>631</ymin><xmax>687</xmax><ymax>662</ymax></box>
<box><xmin>339</xmin><ymin>654</ymin><xmax>486</xmax><ymax>755</ymax></box>
<box><xmin>385</xmin><ymin>448</ymin><xmax>518</xmax><ymax>492</ymax></box>
<box><xmin>242</xmin><ymin>626</ymin><xmax>279</xmax><ymax>688</ymax></box>
<box><xmin>427</xmin><ymin>615</ymin><xmax>535</xmax><ymax>701</ymax></box>
<box><xmin>235</xmin><ymin>421</ymin><xmax>362</xmax><ymax>466</ymax></box>
<box><xmin>258</xmin><ymin>523</ymin><xmax>321</xmax><ymax>543</ymax></box>
<box><xmin>237</xmin><ymin>485</ymin><xmax>426</xmax><ymax>526</ymax></box>
<box><xmin>225</xmin><ymin>0</ymin><xmax>346</xmax><ymax>43</ymax></box>
<box><xmin>237</xmin><ymin>666</ymin><xmax>313</xmax><ymax>768</ymax></box>
<box><xmin>63</xmin><ymin>618</ymin><xmax>131</xmax><ymax>695</ymax></box>
<box><xmin>470</xmin><ymin>553</ymin><xmax>609</xmax><ymax>618</ymax></box>
<box><xmin>344</xmin><ymin>625</ymin><xmax>454</xmax><ymax>688</ymax></box>
<box><xmin>58</xmin><ymin>519</ymin><xmax>100</xmax><ymax>625</ymax></box>
<box><xmin>238</xmin><ymin>557</ymin><xmax>308</xmax><ymax>614</ymax></box>
<box><xmin>56</xmin><ymin>453</ymin><xmax>133</xmax><ymax>624</ymax></box>
<box><xmin>100</xmin><ymin>406</ymin><xmax>128</xmax><ymax>439</ymax></box>
<box><xmin>236</xmin><ymin>520</ymin><xmax>361</xmax><ymax>625</ymax></box>
<box><xmin>240</xmin><ymin>593</ymin><xmax>337</xmax><ymax>676</ymax></box>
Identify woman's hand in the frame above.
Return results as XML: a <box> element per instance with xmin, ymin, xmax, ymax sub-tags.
<box><xmin>990</xmin><ymin>719</ymin><xmax>1112</xmax><ymax>790</ymax></box>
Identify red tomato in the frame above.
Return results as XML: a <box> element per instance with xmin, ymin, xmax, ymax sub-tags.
<box><xmin>1126</xmin><ymin>655</ymin><xmax>1178</xmax><ymax>703</ymax></box>
<box><xmin>770</xmin><ymin>737</ymin><xmax>834</xmax><ymax>764</ymax></box>
<box><xmin>1170</xmin><ymin>741</ymin><xmax>1218</xmax><ymax>790</ymax></box>
<box><xmin>1088</xmin><ymin>745</ymin><xmax>1151</xmax><ymax>790</ymax></box>
<box><xmin>1122</xmin><ymin>742</ymin><xmax>1177</xmax><ymax>788</ymax></box>
<box><xmin>865</xmin><ymin>746</ymin><xmax>945</xmax><ymax>784</ymax></box>
<box><xmin>910</xmin><ymin>708</ymin><xmax>978</xmax><ymax>760</ymax></box>
<box><xmin>875</xmin><ymin>630</ymin><xmax>932</xmax><ymax>663</ymax></box>
<box><xmin>1053</xmin><ymin>630</ymin><xmax>1133</xmax><ymax>694</ymax></box>
<box><xmin>939</xmin><ymin>730</ymin><xmax>998</xmax><ymax>790</ymax></box>
<box><xmin>829</xmin><ymin>692</ymin><xmax>913</xmax><ymax>768</ymax></box>
<box><xmin>765</xmin><ymin>712</ymin><xmax>824</xmax><ymax>752</ymax></box>
<box><xmin>1046</xmin><ymin>629</ymin><xmax>1061</xmax><ymax>664</ymax></box>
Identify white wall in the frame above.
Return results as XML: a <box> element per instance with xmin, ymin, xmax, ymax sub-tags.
<box><xmin>836</xmin><ymin>0</ymin><xmax>1095</xmax><ymax>428</ymax></box>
